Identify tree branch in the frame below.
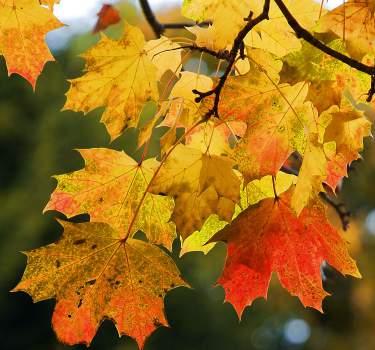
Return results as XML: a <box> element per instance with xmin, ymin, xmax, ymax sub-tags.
<box><xmin>273</xmin><ymin>0</ymin><xmax>375</xmax><ymax>76</ymax></box>
<box><xmin>320</xmin><ymin>192</ymin><xmax>351</xmax><ymax>231</ymax></box>
<box><xmin>139</xmin><ymin>0</ymin><xmax>210</xmax><ymax>38</ymax></box>
<box><xmin>139</xmin><ymin>0</ymin><xmax>164</xmax><ymax>37</ymax></box>
<box><xmin>193</xmin><ymin>0</ymin><xmax>271</xmax><ymax>119</ymax></box>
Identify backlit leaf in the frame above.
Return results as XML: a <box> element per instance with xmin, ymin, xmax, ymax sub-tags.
<box><xmin>0</xmin><ymin>0</ymin><xmax>62</xmax><ymax>87</ymax></box>
<box><xmin>14</xmin><ymin>221</ymin><xmax>186</xmax><ymax>348</ymax></box>
<box><xmin>64</xmin><ymin>23</ymin><xmax>159</xmax><ymax>140</ymax></box>
<box><xmin>44</xmin><ymin>148</ymin><xmax>176</xmax><ymax>250</ymax></box>
<box><xmin>211</xmin><ymin>189</ymin><xmax>360</xmax><ymax>316</ymax></box>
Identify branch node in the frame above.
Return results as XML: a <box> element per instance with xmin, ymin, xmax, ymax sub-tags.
<box><xmin>244</xmin><ymin>11</ymin><xmax>254</xmax><ymax>22</ymax></box>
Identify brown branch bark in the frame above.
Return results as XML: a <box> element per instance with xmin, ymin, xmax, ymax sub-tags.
<box><xmin>139</xmin><ymin>0</ymin><xmax>210</xmax><ymax>38</ymax></box>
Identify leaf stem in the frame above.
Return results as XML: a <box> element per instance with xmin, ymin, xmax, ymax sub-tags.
<box><xmin>272</xmin><ymin>175</ymin><xmax>279</xmax><ymax>200</ymax></box>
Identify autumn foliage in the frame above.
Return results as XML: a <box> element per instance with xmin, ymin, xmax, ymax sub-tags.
<box><xmin>5</xmin><ymin>0</ymin><xmax>375</xmax><ymax>348</ymax></box>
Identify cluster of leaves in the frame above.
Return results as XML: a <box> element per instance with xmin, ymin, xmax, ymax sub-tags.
<box><xmin>4</xmin><ymin>0</ymin><xmax>375</xmax><ymax>348</ymax></box>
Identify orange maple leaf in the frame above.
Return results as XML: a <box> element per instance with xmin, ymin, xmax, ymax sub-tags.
<box><xmin>13</xmin><ymin>221</ymin><xmax>186</xmax><ymax>348</ymax></box>
<box><xmin>0</xmin><ymin>0</ymin><xmax>62</xmax><ymax>88</ymax></box>
<box><xmin>210</xmin><ymin>188</ymin><xmax>361</xmax><ymax>317</ymax></box>
<box><xmin>93</xmin><ymin>4</ymin><xmax>121</xmax><ymax>33</ymax></box>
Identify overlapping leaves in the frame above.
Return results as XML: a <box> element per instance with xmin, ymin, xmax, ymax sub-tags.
<box><xmin>10</xmin><ymin>0</ymin><xmax>375</xmax><ymax>348</ymax></box>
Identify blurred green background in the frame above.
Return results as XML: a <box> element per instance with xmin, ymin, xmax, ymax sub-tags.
<box><xmin>2</xmin><ymin>2</ymin><xmax>375</xmax><ymax>350</ymax></box>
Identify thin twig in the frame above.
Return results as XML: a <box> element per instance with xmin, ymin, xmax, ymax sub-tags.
<box><xmin>152</xmin><ymin>45</ymin><xmax>231</xmax><ymax>61</ymax></box>
<box><xmin>163</xmin><ymin>22</ymin><xmax>211</xmax><ymax>30</ymax></box>
<box><xmin>319</xmin><ymin>193</ymin><xmax>351</xmax><ymax>231</ymax></box>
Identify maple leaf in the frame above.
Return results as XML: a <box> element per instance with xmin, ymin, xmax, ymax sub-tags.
<box><xmin>13</xmin><ymin>221</ymin><xmax>186</xmax><ymax>348</ymax></box>
<box><xmin>182</xmin><ymin>0</ymin><xmax>251</xmax><ymax>50</ymax></box>
<box><xmin>244</xmin><ymin>0</ymin><xmax>322</xmax><ymax>57</ymax></box>
<box><xmin>316</xmin><ymin>0</ymin><xmax>375</xmax><ymax>60</ymax></box>
<box><xmin>210</xmin><ymin>188</ymin><xmax>361</xmax><ymax>317</ymax></box>
<box><xmin>180</xmin><ymin>214</ymin><xmax>227</xmax><ymax>256</ymax></box>
<box><xmin>324</xmin><ymin>106</ymin><xmax>372</xmax><ymax>190</ymax></box>
<box><xmin>0</xmin><ymin>0</ymin><xmax>62</xmax><ymax>88</ymax></box>
<box><xmin>281</xmin><ymin>40</ymin><xmax>369</xmax><ymax>113</ymax></box>
<box><xmin>187</xmin><ymin>25</ymin><xmax>222</xmax><ymax>51</ymax></box>
<box><xmin>181</xmin><ymin>0</ymin><xmax>250</xmax><ymax>22</ymax></box>
<box><xmin>218</xmin><ymin>52</ymin><xmax>313</xmax><ymax>182</ymax></box>
<box><xmin>64</xmin><ymin>24</ymin><xmax>180</xmax><ymax>140</ymax></box>
<box><xmin>292</xmin><ymin>136</ymin><xmax>329</xmax><ymax>215</ymax></box>
<box><xmin>93</xmin><ymin>4</ymin><xmax>121</xmax><ymax>33</ymax></box>
<box><xmin>44</xmin><ymin>148</ymin><xmax>176</xmax><ymax>250</ymax></box>
<box><xmin>149</xmin><ymin>144</ymin><xmax>240</xmax><ymax>238</ymax></box>
<box><xmin>187</xmin><ymin>5</ymin><xmax>245</xmax><ymax>51</ymax></box>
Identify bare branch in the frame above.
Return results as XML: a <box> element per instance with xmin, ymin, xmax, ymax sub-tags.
<box><xmin>319</xmin><ymin>192</ymin><xmax>351</xmax><ymax>231</ymax></box>
<box><xmin>139</xmin><ymin>0</ymin><xmax>210</xmax><ymax>37</ymax></box>
<box><xmin>139</xmin><ymin>0</ymin><xmax>164</xmax><ymax>37</ymax></box>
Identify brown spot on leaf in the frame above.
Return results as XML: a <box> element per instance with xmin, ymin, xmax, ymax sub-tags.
<box><xmin>73</xmin><ymin>239</ymin><xmax>86</xmax><ymax>245</ymax></box>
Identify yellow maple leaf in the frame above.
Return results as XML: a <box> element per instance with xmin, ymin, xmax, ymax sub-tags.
<box><xmin>149</xmin><ymin>144</ymin><xmax>240</xmax><ymax>238</ymax></box>
<box><xmin>182</xmin><ymin>0</ymin><xmax>250</xmax><ymax>22</ymax></box>
<box><xmin>187</xmin><ymin>4</ymin><xmax>245</xmax><ymax>51</ymax></box>
<box><xmin>13</xmin><ymin>221</ymin><xmax>186</xmax><ymax>348</ymax></box>
<box><xmin>44</xmin><ymin>148</ymin><xmax>176</xmax><ymax>250</ymax></box>
<box><xmin>316</xmin><ymin>0</ymin><xmax>375</xmax><ymax>60</ymax></box>
<box><xmin>64</xmin><ymin>24</ymin><xmax>180</xmax><ymax>140</ymax></box>
<box><xmin>324</xmin><ymin>106</ymin><xmax>372</xmax><ymax>189</ymax></box>
<box><xmin>0</xmin><ymin>0</ymin><xmax>62</xmax><ymax>88</ymax></box>
<box><xmin>244</xmin><ymin>0</ymin><xmax>322</xmax><ymax>57</ymax></box>
<box><xmin>282</xmin><ymin>40</ymin><xmax>369</xmax><ymax>113</ymax></box>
